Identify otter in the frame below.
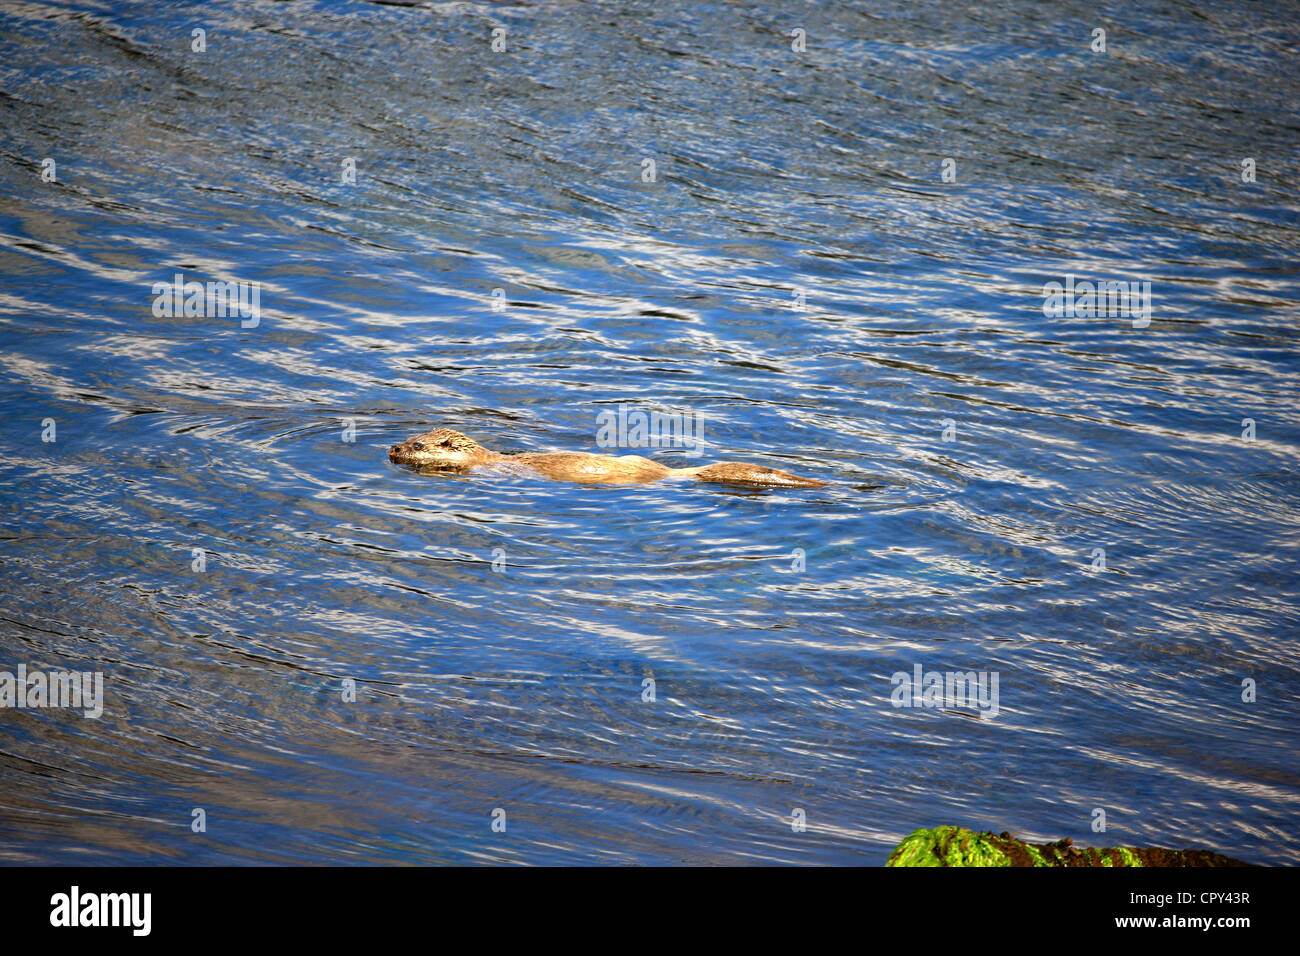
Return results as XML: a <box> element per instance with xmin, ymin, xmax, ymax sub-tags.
<box><xmin>388</xmin><ymin>428</ymin><xmax>827</xmax><ymax>489</ymax></box>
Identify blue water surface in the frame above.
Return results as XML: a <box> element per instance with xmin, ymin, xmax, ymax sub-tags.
<box><xmin>0</xmin><ymin>0</ymin><xmax>1297</xmax><ymax>864</ymax></box>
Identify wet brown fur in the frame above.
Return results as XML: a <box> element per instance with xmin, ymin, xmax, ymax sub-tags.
<box><xmin>388</xmin><ymin>428</ymin><xmax>827</xmax><ymax>488</ymax></box>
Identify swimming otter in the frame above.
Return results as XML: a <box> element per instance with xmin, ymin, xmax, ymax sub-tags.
<box><xmin>388</xmin><ymin>428</ymin><xmax>827</xmax><ymax>489</ymax></box>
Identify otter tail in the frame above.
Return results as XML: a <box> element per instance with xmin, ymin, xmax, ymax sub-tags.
<box><xmin>679</xmin><ymin>462</ymin><xmax>827</xmax><ymax>489</ymax></box>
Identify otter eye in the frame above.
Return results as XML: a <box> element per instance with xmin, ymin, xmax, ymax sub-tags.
<box><xmin>411</xmin><ymin>441</ymin><xmax>425</xmax><ymax>451</ymax></box>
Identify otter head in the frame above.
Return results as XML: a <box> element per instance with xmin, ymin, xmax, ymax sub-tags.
<box><xmin>388</xmin><ymin>428</ymin><xmax>488</xmax><ymax>469</ymax></box>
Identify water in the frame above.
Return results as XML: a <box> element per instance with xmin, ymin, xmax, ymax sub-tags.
<box><xmin>1</xmin><ymin>0</ymin><xmax>1297</xmax><ymax>865</ymax></box>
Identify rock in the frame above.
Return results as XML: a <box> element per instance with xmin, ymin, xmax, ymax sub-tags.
<box><xmin>885</xmin><ymin>826</ymin><xmax>1252</xmax><ymax>867</ymax></box>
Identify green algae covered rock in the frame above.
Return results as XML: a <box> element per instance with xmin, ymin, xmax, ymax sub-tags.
<box><xmin>886</xmin><ymin>826</ymin><xmax>1251</xmax><ymax>867</ymax></box>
